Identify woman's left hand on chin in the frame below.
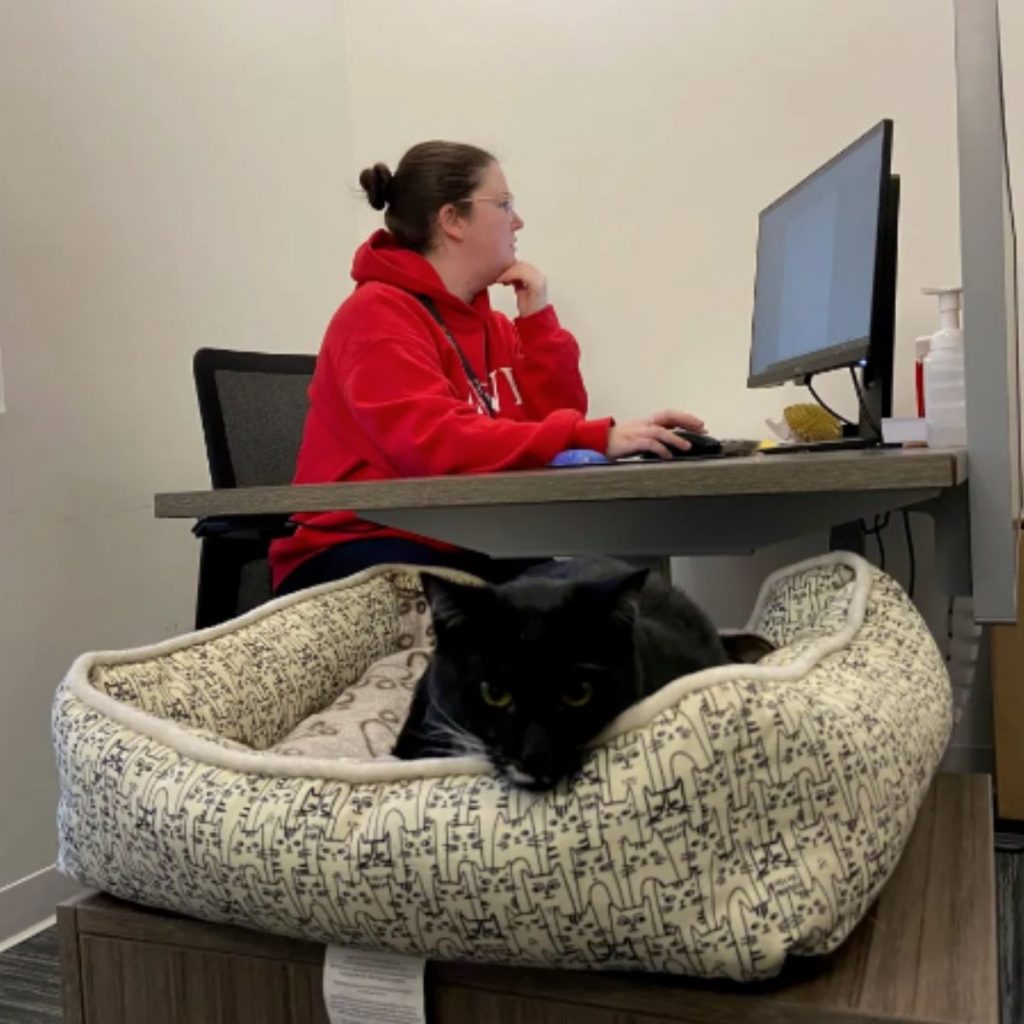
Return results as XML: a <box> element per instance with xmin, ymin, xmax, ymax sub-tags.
<box><xmin>497</xmin><ymin>261</ymin><xmax>549</xmax><ymax>318</ymax></box>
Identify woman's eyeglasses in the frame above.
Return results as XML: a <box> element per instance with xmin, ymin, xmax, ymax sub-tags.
<box><xmin>469</xmin><ymin>195</ymin><xmax>516</xmax><ymax>215</ymax></box>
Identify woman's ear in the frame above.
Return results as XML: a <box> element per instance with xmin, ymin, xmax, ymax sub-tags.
<box><xmin>436</xmin><ymin>202</ymin><xmax>468</xmax><ymax>243</ymax></box>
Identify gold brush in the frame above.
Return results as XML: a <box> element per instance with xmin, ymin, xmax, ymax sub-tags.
<box><xmin>782</xmin><ymin>403</ymin><xmax>843</xmax><ymax>443</ymax></box>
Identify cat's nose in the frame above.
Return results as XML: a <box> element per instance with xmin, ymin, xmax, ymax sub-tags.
<box><xmin>520</xmin><ymin>724</ymin><xmax>556</xmax><ymax>783</ymax></box>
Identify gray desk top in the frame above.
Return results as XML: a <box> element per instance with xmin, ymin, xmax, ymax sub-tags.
<box><xmin>155</xmin><ymin>448</ymin><xmax>966</xmax><ymax>519</ymax></box>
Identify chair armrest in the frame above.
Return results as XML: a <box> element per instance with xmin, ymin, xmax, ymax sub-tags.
<box><xmin>192</xmin><ymin>515</ymin><xmax>297</xmax><ymax>541</ymax></box>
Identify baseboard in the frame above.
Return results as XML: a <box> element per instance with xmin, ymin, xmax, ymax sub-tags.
<box><xmin>0</xmin><ymin>865</ymin><xmax>85</xmax><ymax>947</ymax></box>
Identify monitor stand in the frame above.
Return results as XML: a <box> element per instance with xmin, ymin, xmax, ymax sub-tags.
<box><xmin>761</xmin><ymin>437</ymin><xmax>899</xmax><ymax>455</ymax></box>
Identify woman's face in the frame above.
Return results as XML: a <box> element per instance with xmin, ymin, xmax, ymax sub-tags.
<box><xmin>460</xmin><ymin>162</ymin><xmax>525</xmax><ymax>282</ymax></box>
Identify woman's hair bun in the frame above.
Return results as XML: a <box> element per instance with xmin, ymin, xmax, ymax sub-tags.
<box><xmin>359</xmin><ymin>162</ymin><xmax>394</xmax><ymax>211</ymax></box>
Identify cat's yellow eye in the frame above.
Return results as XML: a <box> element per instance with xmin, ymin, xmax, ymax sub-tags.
<box><xmin>562</xmin><ymin>681</ymin><xmax>593</xmax><ymax>708</ymax></box>
<box><xmin>480</xmin><ymin>681</ymin><xmax>512</xmax><ymax>708</ymax></box>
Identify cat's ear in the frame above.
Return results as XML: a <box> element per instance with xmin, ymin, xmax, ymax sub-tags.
<box><xmin>421</xmin><ymin>573</ymin><xmax>489</xmax><ymax>632</ymax></box>
<box><xmin>588</xmin><ymin>568</ymin><xmax>650</xmax><ymax>607</ymax></box>
<box><xmin>720</xmin><ymin>632</ymin><xmax>776</xmax><ymax>664</ymax></box>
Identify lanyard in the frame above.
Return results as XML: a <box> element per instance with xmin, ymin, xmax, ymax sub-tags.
<box><xmin>418</xmin><ymin>296</ymin><xmax>497</xmax><ymax>419</ymax></box>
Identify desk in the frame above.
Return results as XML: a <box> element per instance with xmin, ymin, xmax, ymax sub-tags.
<box><xmin>157</xmin><ymin>449</ymin><xmax>969</xmax><ymax>582</ymax></box>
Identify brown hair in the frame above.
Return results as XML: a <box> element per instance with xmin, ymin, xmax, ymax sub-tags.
<box><xmin>359</xmin><ymin>141</ymin><xmax>495</xmax><ymax>252</ymax></box>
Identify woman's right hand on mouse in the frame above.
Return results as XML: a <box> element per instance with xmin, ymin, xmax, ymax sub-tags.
<box><xmin>605</xmin><ymin>410</ymin><xmax>705</xmax><ymax>460</ymax></box>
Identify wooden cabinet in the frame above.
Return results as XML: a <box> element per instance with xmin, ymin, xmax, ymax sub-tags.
<box><xmin>59</xmin><ymin>774</ymin><xmax>996</xmax><ymax>1024</ymax></box>
<box><xmin>992</xmin><ymin>539</ymin><xmax>1024</xmax><ymax>820</ymax></box>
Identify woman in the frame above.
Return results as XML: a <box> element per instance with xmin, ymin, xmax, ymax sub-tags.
<box><xmin>270</xmin><ymin>141</ymin><xmax>704</xmax><ymax>595</ymax></box>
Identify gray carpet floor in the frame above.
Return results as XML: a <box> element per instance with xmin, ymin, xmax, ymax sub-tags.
<box><xmin>1</xmin><ymin>853</ymin><xmax>1021</xmax><ymax>1023</ymax></box>
<box><xmin>0</xmin><ymin>925</ymin><xmax>61</xmax><ymax>1023</ymax></box>
<box><xmin>998</xmin><ymin>848</ymin><xmax>1023</xmax><ymax>1024</ymax></box>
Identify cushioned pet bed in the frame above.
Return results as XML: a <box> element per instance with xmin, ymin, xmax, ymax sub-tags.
<box><xmin>52</xmin><ymin>552</ymin><xmax>951</xmax><ymax>981</ymax></box>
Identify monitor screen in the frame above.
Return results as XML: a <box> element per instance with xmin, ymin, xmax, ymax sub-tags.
<box><xmin>748</xmin><ymin>121</ymin><xmax>892</xmax><ymax>387</ymax></box>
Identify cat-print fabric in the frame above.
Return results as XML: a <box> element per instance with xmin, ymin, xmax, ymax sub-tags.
<box><xmin>269</xmin><ymin>647</ymin><xmax>428</xmax><ymax>759</ymax></box>
<box><xmin>52</xmin><ymin>554</ymin><xmax>951</xmax><ymax>981</ymax></box>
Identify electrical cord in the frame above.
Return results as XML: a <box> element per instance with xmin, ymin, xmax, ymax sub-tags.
<box><xmin>804</xmin><ymin>369</ymin><xmax>882</xmax><ymax>437</ymax></box>
<box><xmin>859</xmin><ymin>512</ymin><xmax>918</xmax><ymax>596</ymax></box>
<box><xmin>805</xmin><ymin>376</ymin><xmax>855</xmax><ymax>426</ymax></box>
<box><xmin>859</xmin><ymin>513</ymin><xmax>891</xmax><ymax>571</ymax></box>
<box><xmin>902</xmin><ymin>509</ymin><xmax>916</xmax><ymax>599</ymax></box>
<box><xmin>848</xmin><ymin>366</ymin><xmax>882</xmax><ymax>435</ymax></box>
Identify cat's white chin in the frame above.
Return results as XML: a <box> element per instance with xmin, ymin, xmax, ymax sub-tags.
<box><xmin>504</xmin><ymin>766</ymin><xmax>538</xmax><ymax>787</ymax></box>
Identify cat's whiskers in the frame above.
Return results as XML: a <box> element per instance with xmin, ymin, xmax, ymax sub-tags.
<box><xmin>428</xmin><ymin>728</ymin><xmax>487</xmax><ymax>759</ymax></box>
<box><xmin>427</xmin><ymin>701</ymin><xmax>487</xmax><ymax>748</ymax></box>
<box><xmin>426</xmin><ymin>698</ymin><xmax>471</xmax><ymax>734</ymax></box>
<box><xmin>423</xmin><ymin>703</ymin><xmax>488</xmax><ymax>759</ymax></box>
<box><xmin>399</xmin><ymin>722</ymin><xmax>479</xmax><ymax>759</ymax></box>
<box><xmin>409</xmin><ymin>724</ymin><xmax>480</xmax><ymax>759</ymax></box>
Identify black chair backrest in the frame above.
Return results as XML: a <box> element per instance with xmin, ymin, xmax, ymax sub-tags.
<box><xmin>191</xmin><ymin>348</ymin><xmax>316</xmax><ymax>628</ymax></box>
<box><xmin>193</xmin><ymin>347</ymin><xmax>316</xmax><ymax>489</ymax></box>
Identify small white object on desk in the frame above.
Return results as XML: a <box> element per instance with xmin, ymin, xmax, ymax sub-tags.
<box><xmin>881</xmin><ymin>417</ymin><xmax>929</xmax><ymax>446</ymax></box>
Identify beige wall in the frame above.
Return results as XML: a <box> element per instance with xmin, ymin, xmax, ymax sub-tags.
<box><xmin>0</xmin><ymin>0</ymin><xmax>353</xmax><ymax>887</ymax></box>
<box><xmin>0</xmin><ymin>0</ymin><xmax>1019</xmax><ymax>889</ymax></box>
<box><xmin>343</xmin><ymin>0</ymin><xmax>967</xmax><ymax>430</ymax></box>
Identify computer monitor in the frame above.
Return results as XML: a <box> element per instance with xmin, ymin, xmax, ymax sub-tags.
<box><xmin>748</xmin><ymin>120</ymin><xmax>899</xmax><ymax>441</ymax></box>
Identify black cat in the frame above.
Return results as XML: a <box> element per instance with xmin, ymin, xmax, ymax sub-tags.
<box><xmin>393</xmin><ymin>558</ymin><xmax>772</xmax><ymax>791</ymax></box>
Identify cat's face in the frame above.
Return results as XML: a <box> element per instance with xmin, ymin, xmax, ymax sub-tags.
<box><xmin>422</xmin><ymin>572</ymin><xmax>646</xmax><ymax>790</ymax></box>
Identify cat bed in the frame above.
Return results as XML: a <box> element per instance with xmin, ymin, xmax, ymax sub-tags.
<box><xmin>52</xmin><ymin>552</ymin><xmax>951</xmax><ymax>981</ymax></box>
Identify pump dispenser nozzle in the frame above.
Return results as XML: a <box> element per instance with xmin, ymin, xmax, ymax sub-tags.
<box><xmin>922</xmin><ymin>286</ymin><xmax>963</xmax><ymax>336</ymax></box>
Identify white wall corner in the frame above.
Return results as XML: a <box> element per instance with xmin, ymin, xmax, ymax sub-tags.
<box><xmin>0</xmin><ymin>865</ymin><xmax>85</xmax><ymax>948</ymax></box>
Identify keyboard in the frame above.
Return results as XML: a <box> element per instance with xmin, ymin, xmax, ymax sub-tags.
<box><xmin>719</xmin><ymin>438</ymin><xmax>762</xmax><ymax>457</ymax></box>
<box><xmin>615</xmin><ymin>438</ymin><xmax>762</xmax><ymax>464</ymax></box>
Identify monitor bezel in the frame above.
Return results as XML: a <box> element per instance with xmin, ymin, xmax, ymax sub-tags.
<box><xmin>747</xmin><ymin>119</ymin><xmax>894</xmax><ymax>390</ymax></box>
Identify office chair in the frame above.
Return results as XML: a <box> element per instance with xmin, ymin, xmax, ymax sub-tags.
<box><xmin>192</xmin><ymin>347</ymin><xmax>316</xmax><ymax>629</ymax></box>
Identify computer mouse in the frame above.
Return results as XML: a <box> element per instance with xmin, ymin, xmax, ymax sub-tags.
<box><xmin>637</xmin><ymin>428</ymin><xmax>723</xmax><ymax>459</ymax></box>
<box><xmin>549</xmin><ymin>448</ymin><xmax>611</xmax><ymax>467</ymax></box>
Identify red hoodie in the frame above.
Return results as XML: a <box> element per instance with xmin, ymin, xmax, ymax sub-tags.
<box><xmin>268</xmin><ymin>230</ymin><xmax>613</xmax><ymax>589</ymax></box>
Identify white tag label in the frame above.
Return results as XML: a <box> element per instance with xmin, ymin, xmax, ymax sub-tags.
<box><xmin>323</xmin><ymin>946</ymin><xmax>427</xmax><ymax>1024</ymax></box>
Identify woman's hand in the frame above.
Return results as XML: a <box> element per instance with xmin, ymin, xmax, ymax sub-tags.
<box><xmin>605</xmin><ymin>410</ymin><xmax>707</xmax><ymax>460</ymax></box>
<box><xmin>496</xmin><ymin>261</ymin><xmax>548</xmax><ymax>318</ymax></box>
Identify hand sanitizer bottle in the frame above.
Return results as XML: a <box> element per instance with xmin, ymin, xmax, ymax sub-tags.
<box><xmin>922</xmin><ymin>286</ymin><xmax>966</xmax><ymax>448</ymax></box>
<box><xmin>914</xmin><ymin>336</ymin><xmax>930</xmax><ymax>417</ymax></box>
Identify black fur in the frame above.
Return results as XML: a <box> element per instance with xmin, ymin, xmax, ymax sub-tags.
<box><xmin>393</xmin><ymin>558</ymin><xmax>748</xmax><ymax>790</ymax></box>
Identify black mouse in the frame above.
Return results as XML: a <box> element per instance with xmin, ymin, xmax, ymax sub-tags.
<box><xmin>637</xmin><ymin>428</ymin><xmax>723</xmax><ymax>460</ymax></box>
